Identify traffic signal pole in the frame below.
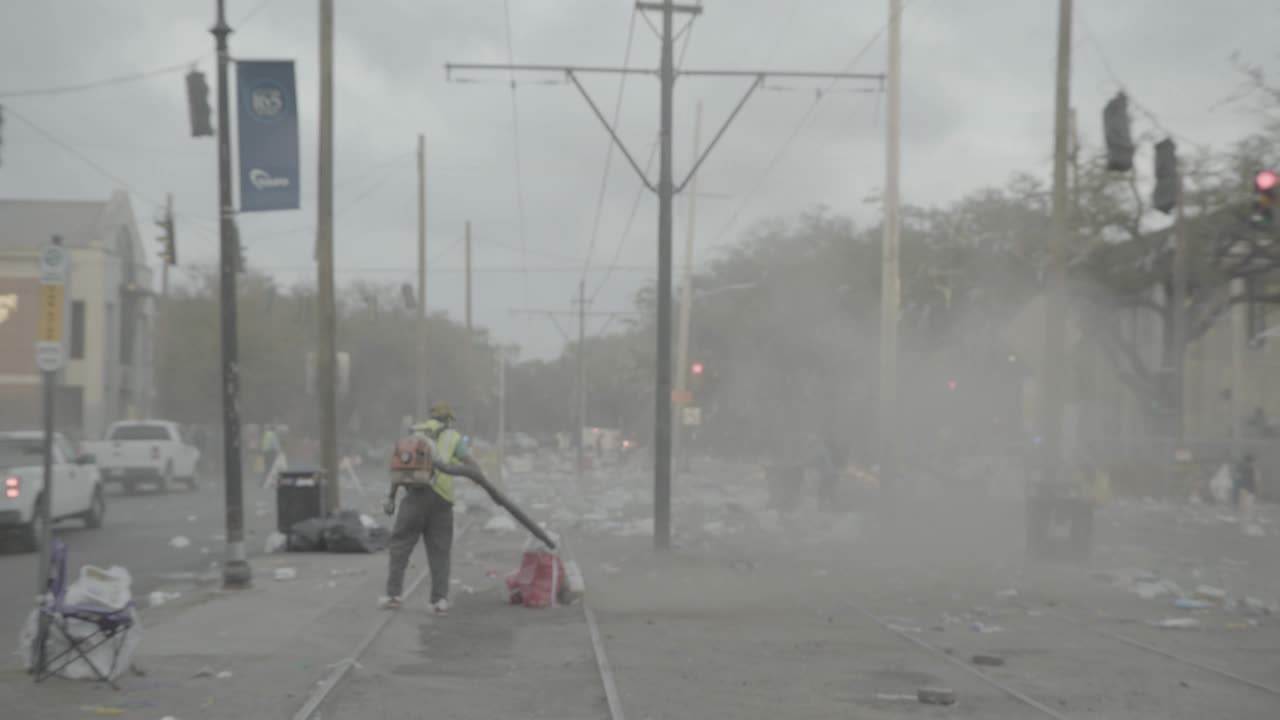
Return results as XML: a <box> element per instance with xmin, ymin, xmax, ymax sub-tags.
<box><xmin>317</xmin><ymin>0</ymin><xmax>340</xmax><ymax>512</ymax></box>
<box><xmin>448</xmin><ymin>0</ymin><xmax>882</xmax><ymax>550</ymax></box>
<box><xmin>879</xmin><ymin>0</ymin><xmax>902</xmax><ymax>493</ymax></box>
<box><xmin>673</xmin><ymin>101</ymin><xmax>702</xmax><ymax>474</ymax></box>
<box><xmin>211</xmin><ymin>0</ymin><xmax>250</xmax><ymax>589</ymax></box>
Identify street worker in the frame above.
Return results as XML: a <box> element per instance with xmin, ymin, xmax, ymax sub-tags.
<box><xmin>380</xmin><ymin>401</ymin><xmax>481</xmax><ymax>614</ymax></box>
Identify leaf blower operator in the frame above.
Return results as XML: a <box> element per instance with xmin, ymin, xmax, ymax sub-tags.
<box><xmin>379</xmin><ymin>401</ymin><xmax>557</xmax><ymax>615</ymax></box>
<box><xmin>380</xmin><ymin>402</ymin><xmax>492</xmax><ymax>614</ymax></box>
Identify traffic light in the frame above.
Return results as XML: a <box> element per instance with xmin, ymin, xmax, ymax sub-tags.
<box><xmin>691</xmin><ymin>362</ymin><xmax>704</xmax><ymax>376</ymax></box>
<box><xmin>1253</xmin><ymin>169</ymin><xmax>1278</xmax><ymax>224</ymax></box>
<box><xmin>185</xmin><ymin>70</ymin><xmax>214</xmax><ymax>138</ymax></box>
<box><xmin>946</xmin><ymin>379</ymin><xmax>958</xmax><ymax>391</ymax></box>
<box><xmin>1103</xmin><ymin>92</ymin><xmax>1135</xmax><ymax>173</ymax></box>
<box><xmin>1152</xmin><ymin>138</ymin><xmax>1179</xmax><ymax>215</ymax></box>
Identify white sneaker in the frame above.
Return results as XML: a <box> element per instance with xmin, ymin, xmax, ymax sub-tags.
<box><xmin>378</xmin><ymin>596</ymin><xmax>402</xmax><ymax>609</ymax></box>
<box><xmin>430</xmin><ymin>598</ymin><xmax>450</xmax><ymax>615</ymax></box>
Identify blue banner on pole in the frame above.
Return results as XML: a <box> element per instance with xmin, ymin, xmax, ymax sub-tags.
<box><xmin>236</xmin><ymin>60</ymin><xmax>300</xmax><ymax>212</ymax></box>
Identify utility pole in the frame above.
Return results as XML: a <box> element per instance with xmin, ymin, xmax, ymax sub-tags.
<box><xmin>416</xmin><ymin>134</ymin><xmax>427</xmax><ymax>421</ymax></box>
<box><xmin>316</xmin><ymin>0</ymin><xmax>340</xmax><ymax>511</ymax></box>
<box><xmin>1040</xmin><ymin>0</ymin><xmax>1073</xmax><ymax>487</ymax></box>
<box><xmin>1231</xmin><ymin>277</ymin><xmax>1246</xmax><ymax>455</ymax></box>
<box><xmin>879</xmin><ymin>0</ymin><xmax>902</xmax><ymax>493</ymax></box>
<box><xmin>448</xmin><ymin>1</ymin><xmax>883</xmax><ymax>550</ymax></box>
<box><xmin>212</xmin><ymin>0</ymin><xmax>250</xmax><ymax>589</ymax></box>
<box><xmin>674</xmin><ymin>100</ymin><xmax>702</xmax><ymax>474</ymax></box>
<box><xmin>1170</xmin><ymin>176</ymin><xmax>1188</xmax><ymax>441</ymax></box>
<box><xmin>575</xmin><ymin>281</ymin><xmax>588</xmax><ymax>481</ymax></box>
<box><xmin>152</xmin><ymin>194</ymin><xmax>174</xmax><ymax>419</ymax></box>
<box><xmin>465</xmin><ymin>221</ymin><xmax>473</xmax><ymax>331</ymax></box>
<box><xmin>497</xmin><ymin>346</ymin><xmax>507</xmax><ymax>486</ymax></box>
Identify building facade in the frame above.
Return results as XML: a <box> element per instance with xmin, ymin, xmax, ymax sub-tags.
<box><xmin>0</xmin><ymin>191</ymin><xmax>155</xmax><ymax>441</ymax></box>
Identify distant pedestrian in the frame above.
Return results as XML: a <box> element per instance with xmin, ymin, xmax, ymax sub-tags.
<box><xmin>261</xmin><ymin>425</ymin><xmax>282</xmax><ymax>489</ymax></box>
<box><xmin>1232</xmin><ymin>453</ymin><xmax>1258</xmax><ymax>512</ymax></box>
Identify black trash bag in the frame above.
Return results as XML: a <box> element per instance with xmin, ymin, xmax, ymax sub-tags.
<box><xmin>322</xmin><ymin>509</ymin><xmax>390</xmax><ymax>553</ymax></box>
<box><xmin>288</xmin><ymin>516</ymin><xmax>332</xmax><ymax>552</ymax></box>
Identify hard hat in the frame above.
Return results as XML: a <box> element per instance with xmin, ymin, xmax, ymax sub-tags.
<box><xmin>429</xmin><ymin>401</ymin><xmax>454</xmax><ymax>420</ymax></box>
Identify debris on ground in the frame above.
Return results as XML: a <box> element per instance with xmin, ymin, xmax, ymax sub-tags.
<box><xmin>264</xmin><ymin>531</ymin><xmax>288</xmax><ymax>554</ymax></box>
<box><xmin>484</xmin><ymin>514</ymin><xmax>518</xmax><ymax>533</ymax></box>
<box><xmin>148</xmin><ymin>590</ymin><xmax>181</xmax><ymax>608</ymax></box>
<box><xmin>1173</xmin><ymin>597</ymin><xmax>1211</xmax><ymax>610</ymax></box>
<box><xmin>215</xmin><ymin>670</ymin><xmax>232</xmax><ymax>679</ymax></box>
<box><xmin>874</xmin><ymin>692</ymin><xmax>917</xmax><ymax>701</ymax></box>
<box><xmin>1152</xmin><ymin>617</ymin><xmax>1200</xmax><ymax>630</ymax></box>
<box><xmin>971</xmin><ymin>654</ymin><xmax>1005</xmax><ymax>667</ymax></box>
<box><xmin>917</xmin><ymin>687</ymin><xmax>958</xmax><ymax>706</ymax></box>
<box><xmin>995</xmin><ymin>588</ymin><xmax>1019</xmax><ymax>599</ymax></box>
<box><xmin>1243</xmin><ymin>523</ymin><xmax>1265</xmax><ymax>537</ymax></box>
<box><xmin>1194</xmin><ymin>585</ymin><xmax>1227</xmax><ymax>602</ymax></box>
<box><xmin>169</xmin><ymin>536</ymin><xmax>190</xmax><ymax>549</ymax></box>
<box><xmin>79</xmin><ymin>706</ymin><xmax>125</xmax><ymax>716</ymax></box>
<box><xmin>273</xmin><ymin>567</ymin><xmax>297</xmax><ymax>581</ymax></box>
<box><xmin>186</xmin><ymin>515</ymin><xmax>197</xmax><ymax>523</ymax></box>
<box><xmin>970</xmin><ymin>621</ymin><xmax>1004</xmax><ymax>634</ymax></box>
<box><xmin>192</xmin><ymin>665</ymin><xmax>217</xmax><ymax>678</ymax></box>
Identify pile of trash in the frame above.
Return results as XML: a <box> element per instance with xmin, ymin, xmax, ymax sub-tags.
<box><xmin>15</xmin><ymin>565</ymin><xmax>143</xmax><ymax>682</ymax></box>
<box><xmin>268</xmin><ymin>509</ymin><xmax>390</xmax><ymax>554</ymax></box>
<box><xmin>1097</xmin><ymin>567</ymin><xmax>1279</xmax><ymax>628</ymax></box>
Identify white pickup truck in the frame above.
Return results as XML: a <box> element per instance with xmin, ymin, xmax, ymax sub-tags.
<box><xmin>0</xmin><ymin>431</ymin><xmax>106</xmax><ymax>551</ymax></box>
<box><xmin>84</xmin><ymin>421</ymin><xmax>201</xmax><ymax>494</ymax></box>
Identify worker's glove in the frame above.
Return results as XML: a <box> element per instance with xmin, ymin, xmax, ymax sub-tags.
<box><xmin>383</xmin><ymin>498</ymin><xmax>397</xmax><ymax>516</ymax></box>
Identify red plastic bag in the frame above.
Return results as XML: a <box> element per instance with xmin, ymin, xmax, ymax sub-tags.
<box><xmin>505</xmin><ymin>550</ymin><xmax>565</xmax><ymax>608</ymax></box>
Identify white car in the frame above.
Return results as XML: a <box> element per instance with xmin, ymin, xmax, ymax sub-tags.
<box><xmin>83</xmin><ymin>421</ymin><xmax>201</xmax><ymax>494</ymax></box>
<box><xmin>0</xmin><ymin>431</ymin><xmax>106</xmax><ymax>552</ymax></box>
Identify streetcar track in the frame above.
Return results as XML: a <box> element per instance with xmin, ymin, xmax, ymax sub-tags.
<box><xmin>852</xmin><ymin>603</ymin><xmax>1074</xmax><ymax>719</ymax></box>
<box><xmin>1043</xmin><ymin>605</ymin><xmax>1280</xmax><ymax>698</ymax></box>
<box><xmin>291</xmin><ymin>517</ymin><xmax>477</xmax><ymax>720</ymax></box>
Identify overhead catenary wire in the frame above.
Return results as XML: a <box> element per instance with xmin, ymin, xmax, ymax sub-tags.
<box><xmin>702</xmin><ymin>0</ymin><xmax>918</xmax><ymax>259</ymax></box>
<box><xmin>588</xmin><ymin>8</ymin><xmax>700</xmax><ymax>303</ymax></box>
<box><xmin>580</xmin><ymin>8</ymin><xmax>641</xmax><ymax>286</ymax></box>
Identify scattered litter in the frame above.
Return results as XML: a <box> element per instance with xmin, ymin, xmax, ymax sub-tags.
<box><xmin>169</xmin><ymin>536</ymin><xmax>190</xmax><ymax>549</ymax></box>
<box><xmin>1242</xmin><ymin>597</ymin><xmax>1270</xmax><ymax>615</ymax></box>
<box><xmin>192</xmin><ymin>665</ymin><xmax>216</xmax><ymax>678</ymax></box>
<box><xmin>970</xmin><ymin>622</ymin><xmax>1004</xmax><ymax>634</ymax></box>
<box><xmin>1174</xmin><ymin>598</ymin><xmax>1210</xmax><ymax>610</ymax></box>
<box><xmin>148</xmin><ymin>591</ymin><xmax>181</xmax><ymax>608</ymax></box>
<box><xmin>971</xmin><ymin>654</ymin><xmax>1005</xmax><ymax>667</ymax></box>
<box><xmin>887</xmin><ymin>623</ymin><xmax>923</xmax><ymax>634</ymax></box>
<box><xmin>1244</xmin><ymin>523</ymin><xmax>1265</xmax><ymax>537</ymax></box>
<box><xmin>1152</xmin><ymin>617</ymin><xmax>1200</xmax><ymax>630</ymax></box>
<box><xmin>200</xmin><ymin>547</ymin><xmax>210</xmax><ymax>555</ymax></box>
<box><xmin>732</xmin><ymin>559</ymin><xmax>757</xmax><ymax>574</ymax></box>
<box><xmin>273</xmin><ymin>567</ymin><xmax>297</xmax><ymax>581</ymax></box>
<box><xmin>917</xmin><ymin>687</ymin><xmax>957</xmax><ymax>706</ymax></box>
<box><xmin>1195</xmin><ymin>585</ymin><xmax>1227</xmax><ymax>601</ymax></box>
<box><xmin>459</xmin><ymin>584</ymin><xmax>477</xmax><ymax>595</ymax></box>
<box><xmin>599</xmin><ymin>562</ymin><xmax>621</xmax><ymax>575</ymax></box>
<box><xmin>215</xmin><ymin>670</ymin><xmax>233</xmax><ymax>679</ymax></box>
<box><xmin>484</xmin><ymin>514</ymin><xmax>518</xmax><ymax>533</ymax></box>
<box><xmin>264</xmin><ymin>531</ymin><xmax>288</xmax><ymax>554</ymax></box>
<box><xmin>995</xmin><ymin>588</ymin><xmax>1019</xmax><ymax>599</ymax></box>
<box><xmin>874</xmin><ymin>693</ymin><xmax>916</xmax><ymax>702</ymax></box>
<box><xmin>186</xmin><ymin>515</ymin><xmax>197</xmax><ymax>523</ymax></box>
<box><xmin>813</xmin><ymin>569</ymin><xmax>829</xmax><ymax>578</ymax></box>
<box><xmin>1134</xmin><ymin>582</ymin><xmax>1172</xmax><ymax>600</ymax></box>
<box><xmin>80</xmin><ymin>706</ymin><xmax>124</xmax><ymax>716</ymax></box>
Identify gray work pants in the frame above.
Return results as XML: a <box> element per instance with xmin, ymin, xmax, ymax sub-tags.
<box><xmin>385</xmin><ymin>487</ymin><xmax>454</xmax><ymax>602</ymax></box>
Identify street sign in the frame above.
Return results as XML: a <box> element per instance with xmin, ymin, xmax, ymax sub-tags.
<box><xmin>671</xmin><ymin>389</ymin><xmax>693</xmax><ymax>405</ymax></box>
<box><xmin>38</xmin><ymin>284</ymin><xmax>64</xmax><ymax>342</ymax></box>
<box><xmin>681</xmin><ymin>406</ymin><xmax>701</xmax><ymax>427</ymax></box>
<box><xmin>35</xmin><ymin>341</ymin><xmax>63</xmax><ymax>372</ymax></box>
<box><xmin>39</xmin><ymin>244</ymin><xmax>68</xmax><ymax>285</ymax></box>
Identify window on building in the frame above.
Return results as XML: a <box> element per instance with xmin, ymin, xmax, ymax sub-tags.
<box><xmin>70</xmin><ymin>301</ymin><xmax>86</xmax><ymax>359</ymax></box>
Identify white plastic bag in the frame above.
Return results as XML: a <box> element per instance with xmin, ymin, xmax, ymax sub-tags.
<box><xmin>1209</xmin><ymin>464</ymin><xmax>1232</xmax><ymax>505</ymax></box>
<box><xmin>65</xmin><ymin>565</ymin><xmax>133</xmax><ymax>612</ymax></box>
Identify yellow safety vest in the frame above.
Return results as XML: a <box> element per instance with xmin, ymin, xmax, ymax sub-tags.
<box><xmin>431</xmin><ymin>427</ymin><xmax>462</xmax><ymax>503</ymax></box>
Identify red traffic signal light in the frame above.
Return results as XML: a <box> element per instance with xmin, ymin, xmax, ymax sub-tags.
<box><xmin>947</xmin><ymin>380</ymin><xmax>958</xmax><ymax>391</ymax></box>
<box><xmin>1257</xmin><ymin>170</ymin><xmax>1279</xmax><ymax>192</ymax></box>
<box><xmin>691</xmin><ymin>362</ymin><xmax>704</xmax><ymax>375</ymax></box>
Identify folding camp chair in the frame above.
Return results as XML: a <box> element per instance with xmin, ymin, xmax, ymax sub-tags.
<box><xmin>31</xmin><ymin>541</ymin><xmax>136</xmax><ymax>689</ymax></box>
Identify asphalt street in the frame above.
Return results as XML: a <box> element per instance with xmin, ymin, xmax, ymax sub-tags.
<box><xmin>0</xmin><ymin>476</ymin><xmax>280</xmax><ymax>646</ymax></box>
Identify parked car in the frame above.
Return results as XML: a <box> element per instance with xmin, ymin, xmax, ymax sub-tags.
<box><xmin>83</xmin><ymin>421</ymin><xmax>201</xmax><ymax>494</ymax></box>
<box><xmin>0</xmin><ymin>431</ymin><xmax>105</xmax><ymax>551</ymax></box>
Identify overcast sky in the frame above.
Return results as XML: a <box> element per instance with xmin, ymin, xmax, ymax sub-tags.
<box><xmin>1</xmin><ymin>0</ymin><xmax>1276</xmax><ymax>359</ymax></box>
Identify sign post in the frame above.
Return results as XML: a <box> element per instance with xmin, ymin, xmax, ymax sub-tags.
<box><xmin>35</xmin><ymin>236</ymin><xmax>68</xmax><ymax>593</ymax></box>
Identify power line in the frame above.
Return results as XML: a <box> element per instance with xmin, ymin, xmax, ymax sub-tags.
<box><xmin>502</xmin><ymin>0</ymin><xmax>532</xmax><ymax>316</ymax></box>
<box><xmin>588</xmin><ymin>10</ymin><xmax>700</xmax><ymax>303</ymax></box>
<box><xmin>702</xmin><ymin>0</ymin><xmax>915</xmax><ymax>258</ymax></box>
<box><xmin>0</xmin><ymin>0</ymin><xmax>279</xmax><ymax>99</ymax></box>
<box><xmin>580</xmin><ymin>8</ymin><xmax>641</xmax><ymax>285</ymax></box>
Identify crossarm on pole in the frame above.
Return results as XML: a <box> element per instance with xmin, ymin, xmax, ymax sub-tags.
<box><xmin>675</xmin><ymin>76</ymin><xmax>761</xmax><ymax>194</ymax></box>
<box><xmin>566</xmin><ymin>70</ymin><xmax>658</xmax><ymax>193</ymax></box>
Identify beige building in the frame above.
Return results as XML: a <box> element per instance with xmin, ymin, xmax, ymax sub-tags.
<box><xmin>0</xmin><ymin>191</ymin><xmax>155</xmax><ymax>441</ymax></box>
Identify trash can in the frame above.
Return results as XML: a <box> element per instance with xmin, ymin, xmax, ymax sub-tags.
<box><xmin>276</xmin><ymin>465</ymin><xmax>325</xmax><ymax>537</ymax></box>
<box><xmin>1026</xmin><ymin>489</ymin><xmax>1093</xmax><ymax>563</ymax></box>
